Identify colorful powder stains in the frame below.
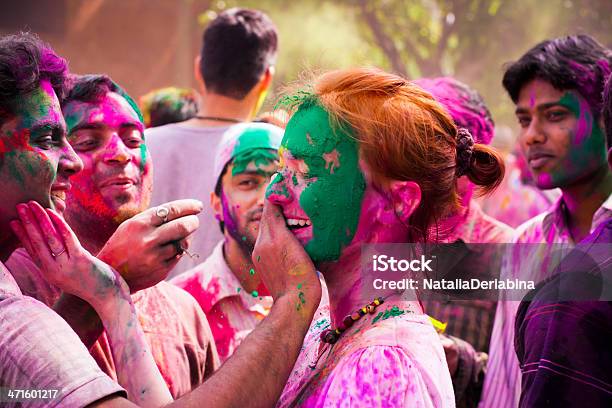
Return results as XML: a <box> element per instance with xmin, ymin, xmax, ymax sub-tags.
<box><xmin>296</xmin><ymin>291</ymin><xmax>307</xmax><ymax>311</ymax></box>
<box><xmin>371</xmin><ymin>306</ymin><xmax>411</xmax><ymax>324</ymax></box>
<box><xmin>251</xmin><ymin>290</ymin><xmax>259</xmax><ymax>298</ymax></box>
<box><xmin>279</xmin><ymin>102</ymin><xmax>366</xmax><ymax>262</ymax></box>
<box><xmin>323</xmin><ymin>150</ymin><xmax>340</xmax><ymax>174</ymax></box>
<box><xmin>231</xmin><ymin>148</ymin><xmax>277</xmax><ymax>177</ymax></box>
<box><xmin>236</xmin><ymin>287</ymin><xmax>241</xmax><ymax>293</ymax></box>
<box><xmin>266</xmin><ymin>172</ymin><xmax>291</xmax><ymax>199</ymax></box>
<box><xmin>249</xmin><ymin>268</ymin><xmax>255</xmax><ymax>276</ymax></box>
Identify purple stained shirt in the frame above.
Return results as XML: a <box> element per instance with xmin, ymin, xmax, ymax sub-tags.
<box><xmin>277</xmin><ymin>300</ymin><xmax>456</xmax><ymax>407</ymax></box>
<box><xmin>515</xmin><ymin>219</ymin><xmax>612</xmax><ymax>407</ymax></box>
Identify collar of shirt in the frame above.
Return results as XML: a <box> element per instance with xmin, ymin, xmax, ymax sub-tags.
<box><xmin>541</xmin><ymin>192</ymin><xmax>612</xmax><ymax>243</ymax></box>
<box><xmin>185</xmin><ymin>241</ymin><xmax>272</xmax><ymax>315</ymax></box>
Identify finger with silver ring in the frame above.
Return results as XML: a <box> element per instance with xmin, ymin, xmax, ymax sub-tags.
<box><xmin>155</xmin><ymin>206</ymin><xmax>170</xmax><ymax>224</ymax></box>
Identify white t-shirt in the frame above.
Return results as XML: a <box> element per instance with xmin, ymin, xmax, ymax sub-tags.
<box><xmin>146</xmin><ymin>122</ymin><xmax>241</xmax><ymax>277</ymax></box>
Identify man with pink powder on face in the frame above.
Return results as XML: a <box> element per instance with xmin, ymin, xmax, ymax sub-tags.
<box><xmin>480</xmin><ymin>34</ymin><xmax>612</xmax><ymax>408</ymax></box>
<box><xmin>8</xmin><ymin>73</ymin><xmax>221</xmax><ymax>398</ymax></box>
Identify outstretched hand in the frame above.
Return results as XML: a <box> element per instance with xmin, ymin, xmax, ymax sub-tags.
<box><xmin>252</xmin><ymin>199</ymin><xmax>321</xmax><ymax>313</ymax></box>
<box><xmin>10</xmin><ymin>201</ymin><xmax>128</xmax><ymax>309</ymax></box>
<box><xmin>97</xmin><ymin>199</ymin><xmax>202</xmax><ymax>292</ymax></box>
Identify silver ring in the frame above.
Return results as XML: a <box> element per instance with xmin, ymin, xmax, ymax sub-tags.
<box><xmin>51</xmin><ymin>248</ymin><xmax>66</xmax><ymax>258</ymax></box>
<box><xmin>155</xmin><ymin>206</ymin><xmax>170</xmax><ymax>224</ymax></box>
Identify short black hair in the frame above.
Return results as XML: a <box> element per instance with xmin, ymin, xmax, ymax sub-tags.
<box><xmin>61</xmin><ymin>74</ymin><xmax>143</xmax><ymax>123</ymax></box>
<box><xmin>200</xmin><ymin>8</ymin><xmax>277</xmax><ymax>100</ymax></box>
<box><xmin>603</xmin><ymin>74</ymin><xmax>612</xmax><ymax>147</ymax></box>
<box><xmin>502</xmin><ymin>34</ymin><xmax>612</xmax><ymax>121</ymax></box>
<box><xmin>0</xmin><ymin>32</ymin><xmax>68</xmax><ymax>125</ymax></box>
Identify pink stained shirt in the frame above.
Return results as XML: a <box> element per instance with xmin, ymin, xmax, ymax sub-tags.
<box><xmin>6</xmin><ymin>248</ymin><xmax>220</xmax><ymax>399</ymax></box>
<box><xmin>480</xmin><ymin>193</ymin><xmax>612</xmax><ymax>408</ymax></box>
<box><xmin>171</xmin><ymin>241</ymin><xmax>274</xmax><ymax>362</ymax></box>
<box><xmin>278</xmin><ymin>300</ymin><xmax>456</xmax><ymax>408</ymax></box>
<box><xmin>0</xmin><ymin>261</ymin><xmax>126</xmax><ymax>408</ymax></box>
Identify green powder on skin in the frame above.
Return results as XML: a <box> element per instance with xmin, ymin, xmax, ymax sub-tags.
<box><xmin>232</xmin><ymin>148</ymin><xmax>277</xmax><ymax>177</ymax></box>
<box><xmin>139</xmin><ymin>143</ymin><xmax>148</xmax><ymax>173</ymax></box>
<box><xmin>249</xmin><ymin>268</ymin><xmax>255</xmax><ymax>276</ymax></box>
<box><xmin>251</xmin><ymin>290</ymin><xmax>258</xmax><ymax>298</ymax></box>
<box><xmin>276</xmin><ymin>102</ymin><xmax>366</xmax><ymax>262</ymax></box>
<box><xmin>552</xmin><ymin>92</ymin><xmax>607</xmax><ymax>186</ymax></box>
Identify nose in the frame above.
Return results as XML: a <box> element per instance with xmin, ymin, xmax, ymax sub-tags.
<box><xmin>103</xmin><ymin>133</ymin><xmax>132</xmax><ymax>165</ymax></box>
<box><xmin>265</xmin><ymin>172</ymin><xmax>293</xmax><ymax>205</ymax></box>
<box><xmin>522</xmin><ymin>118</ymin><xmax>546</xmax><ymax>147</ymax></box>
<box><xmin>58</xmin><ymin>140</ymin><xmax>83</xmax><ymax>177</ymax></box>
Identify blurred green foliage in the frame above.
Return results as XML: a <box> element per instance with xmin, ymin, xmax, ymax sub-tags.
<box><xmin>200</xmin><ymin>0</ymin><xmax>611</xmax><ymax>139</ymax></box>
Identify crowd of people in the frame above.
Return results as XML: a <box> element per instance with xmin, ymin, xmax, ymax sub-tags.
<box><xmin>0</xmin><ymin>6</ymin><xmax>611</xmax><ymax>408</ymax></box>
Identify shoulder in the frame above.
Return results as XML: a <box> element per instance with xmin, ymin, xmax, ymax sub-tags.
<box><xmin>513</xmin><ymin>210</ymin><xmax>551</xmax><ymax>243</ymax></box>
<box><xmin>312</xmin><ymin>345</ymin><xmax>453</xmax><ymax>407</ymax></box>
<box><xmin>0</xmin><ymin>295</ymin><xmax>126</xmax><ymax>405</ymax></box>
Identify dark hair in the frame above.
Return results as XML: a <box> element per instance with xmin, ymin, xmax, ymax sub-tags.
<box><xmin>61</xmin><ymin>74</ymin><xmax>143</xmax><ymax>123</ymax></box>
<box><xmin>0</xmin><ymin>32</ymin><xmax>68</xmax><ymax>124</ymax></box>
<box><xmin>200</xmin><ymin>8</ymin><xmax>277</xmax><ymax>99</ymax></box>
<box><xmin>503</xmin><ymin>34</ymin><xmax>612</xmax><ymax>120</ymax></box>
<box><xmin>604</xmin><ymin>74</ymin><xmax>612</xmax><ymax>147</ymax></box>
<box><xmin>414</xmin><ymin>77</ymin><xmax>495</xmax><ymax>145</ymax></box>
<box><xmin>139</xmin><ymin>87</ymin><xmax>199</xmax><ymax>128</ymax></box>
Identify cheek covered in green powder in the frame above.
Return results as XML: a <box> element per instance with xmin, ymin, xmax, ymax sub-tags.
<box><xmin>552</xmin><ymin>92</ymin><xmax>608</xmax><ymax>186</ymax></box>
<box><xmin>281</xmin><ymin>103</ymin><xmax>366</xmax><ymax>262</ymax></box>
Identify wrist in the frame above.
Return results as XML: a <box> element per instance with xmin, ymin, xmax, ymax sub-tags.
<box><xmin>273</xmin><ymin>290</ymin><xmax>320</xmax><ymax>326</ymax></box>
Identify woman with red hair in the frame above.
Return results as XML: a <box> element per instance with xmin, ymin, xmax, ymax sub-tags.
<box><xmin>266</xmin><ymin>68</ymin><xmax>504</xmax><ymax>407</ymax></box>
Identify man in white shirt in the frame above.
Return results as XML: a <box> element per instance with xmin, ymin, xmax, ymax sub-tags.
<box><xmin>146</xmin><ymin>8</ymin><xmax>279</xmax><ymax>274</ymax></box>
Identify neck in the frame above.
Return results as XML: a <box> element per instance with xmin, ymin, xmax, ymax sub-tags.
<box><xmin>188</xmin><ymin>92</ymin><xmax>256</xmax><ymax>127</ymax></box>
<box><xmin>66</xmin><ymin>213</ymin><xmax>115</xmax><ymax>255</ymax></box>
<box><xmin>319</xmin><ymin>244</ymin><xmax>409</xmax><ymax>327</ymax></box>
<box><xmin>223</xmin><ymin>236</ymin><xmax>268</xmax><ymax>295</ymax></box>
<box><xmin>561</xmin><ymin>165</ymin><xmax>612</xmax><ymax>242</ymax></box>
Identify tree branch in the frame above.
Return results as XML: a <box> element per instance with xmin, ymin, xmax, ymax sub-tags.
<box><xmin>358</xmin><ymin>0</ymin><xmax>408</xmax><ymax>78</ymax></box>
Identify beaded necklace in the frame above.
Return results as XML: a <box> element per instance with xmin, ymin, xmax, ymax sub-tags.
<box><xmin>319</xmin><ymin>297</ymin><xmax>385</xmax><ymax>344</ymax></box>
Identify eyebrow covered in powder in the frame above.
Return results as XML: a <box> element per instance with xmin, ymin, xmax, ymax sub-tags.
<box><xmin>69</xmin><ymin>121</ymin><xmax>143</xmax><ymax>135</ymax></box>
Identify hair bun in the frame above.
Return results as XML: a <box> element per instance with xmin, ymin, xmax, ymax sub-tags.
<box><xmin>455</xmin><ymin>128</ymin><xmax>474</xmax><ymax>177</ymax></box>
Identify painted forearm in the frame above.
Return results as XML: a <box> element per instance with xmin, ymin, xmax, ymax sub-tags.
<box><xmin>174</xmin><ymin>293</ymin><xmax>315</xmax><ymax>407</ymax></box>
<box><xmin>53</xmin><ymin>293</ymin><xmax>104</xmax><ymax>348</ymax></box>
<box><xmin>95</xmin><ymin>290</ymin><xmax>173</xmax><ymax>407</ymax></box>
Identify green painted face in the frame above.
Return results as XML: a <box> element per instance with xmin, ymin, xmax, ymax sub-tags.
<box><xmin>266</xmin><ymin>102</ymin><xmax>366</xmax><ymax>262</ymax></box>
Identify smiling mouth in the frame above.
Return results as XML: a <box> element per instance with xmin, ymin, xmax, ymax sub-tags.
<box><xmin>286</xmin><ymin>218</ymin><xmax>312</xmax><ymax>230</ymax></box>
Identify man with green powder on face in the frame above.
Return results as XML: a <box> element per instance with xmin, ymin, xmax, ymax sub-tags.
<box><xmin>147</xmin><ymin>8</ymin><xmax>279</xmax><ymax>275</ymax></box>
<box><xmin>481</xmin><ymin>34</ymin><xmax>612</xmax><ymax>408</ymax></box>
<box><xmin>172</xmin><ymin>122</ymin><xmax>285</xmax><ymax>362</ymax></box>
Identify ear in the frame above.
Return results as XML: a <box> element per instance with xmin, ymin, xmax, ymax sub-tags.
<box><xmin>210</xmin><ymin>190</ymin><xmax>223</xmax><ymax>222</ymax></box>
<box><xmin>194</xmin><ymin>56</ymin><xmax>205</xmax><ymax>92</ymax></box>
<box><xmin>388</xmin><ymin>181</ymin><xmax>421</xmax><ymax>224</ymax></box>
<box><xmin>259</xmin><ymin>65</ymin><xmax>274</xmax><ymax>92</ymax></box>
